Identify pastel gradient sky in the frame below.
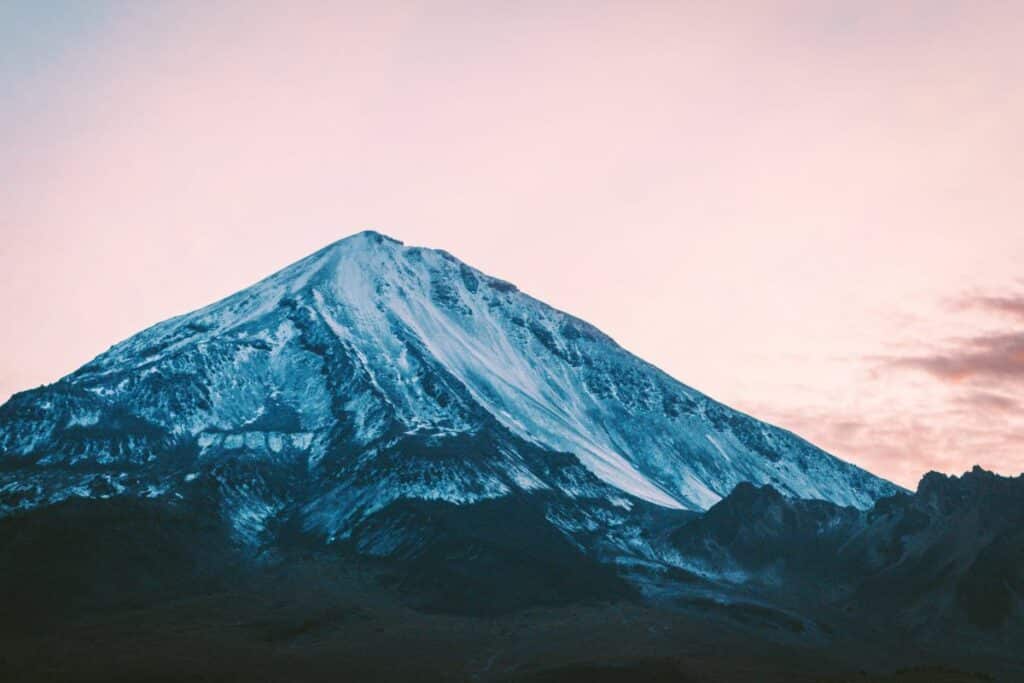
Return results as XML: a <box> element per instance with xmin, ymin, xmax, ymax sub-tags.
<box><xmin>3</xmin><ymin>2</ymin><xmax>1022</xmax><ymax>488</ymax></box>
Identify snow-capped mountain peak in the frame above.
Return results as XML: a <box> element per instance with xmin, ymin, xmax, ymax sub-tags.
<box><xmin>0</xmin><ymin>231</ymin><xmax>899</xmax><ymax>539</ymax></box>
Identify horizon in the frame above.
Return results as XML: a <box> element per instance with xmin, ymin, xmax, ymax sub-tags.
<box><xmin>4</xmin><ymin>2</ymin><xmax>1024</xmax><ymax>489</ymax></box>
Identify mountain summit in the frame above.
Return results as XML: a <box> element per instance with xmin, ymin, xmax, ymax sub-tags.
<box><xmin>0</xmin><ymin>231</ymin><xmax>896</xmax><ymax>539</ymax></box>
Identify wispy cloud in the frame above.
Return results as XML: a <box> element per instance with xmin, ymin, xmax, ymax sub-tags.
<box><xmin>888</xmin><ymin>331</ymin><xmax>1024</xmax><ymax>382</ymax></box>
<box><xmin>755</xmin><ymin>286</ymin><xmax>1024</xmax><ymax>489</ymax></box>
<box><xmin>886</xmin><ymin>288</ymin><xmax>1024</xmax><ymax>386</ymax></box>
<box><xmin>953</xmin><ymin>390</ymin><xmax>1019</xmax><ymax>412</ymax></box>
<box><xmin>762</xmin><ymin>403</ymin><xmax>1024</xmax><ymax>491</ymax></box>
<box><xmin>956</xmin><ymin>293</ymin><xmax>1024</xmax><ymax>321</ymax></box>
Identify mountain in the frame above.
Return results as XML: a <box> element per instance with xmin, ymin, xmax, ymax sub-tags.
<box><xmin>663</xmin><ymin>467</ymin><xmax>1024</xmax><ymax>673</ymax></box>
<box><xmin>0</xmin><ymin>230</ymin><xmax>895</xmax><ymax>537</ymax></box>
<box><xmin>0</xmin><ymin>232</ymin><xmax>1018</xmax><ymax>680</ymax></box>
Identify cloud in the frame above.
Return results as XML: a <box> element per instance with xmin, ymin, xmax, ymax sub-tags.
<box><xmin>886</xmin><ymin>289</ymin><xmax>1024</xmax><ymax>385</ymax></box>
<box><xmin>752</xmin><ymin>286</ymin><xmax>1024</xmax><ymax>489</ymax></box>
<box><xmin>840</xmin><ymin>286</ymin><xmax>1024</xmax><ymax>485</ymax></box>
<box><xmin>956</xmin><ymin>293</ymin><xmax>1024</xmax><ymax>321</ymax></box>
<box><xmin>828</xmin><ymin>419</ymin><xmax>867</xmax><ymax>440</ymax></box>
<box><xmin>953</xmin><ymin>391</ymin><xmax>1019</xmax><ymax>412</ymax></box>
<box><xmin>763</xmin><ymin>404</ymin><xmax>1024</xmax><ymax>490</ymax></box>
<box><xmin>888</xmin><ymin>331</ymin><xmax>1024</xmax><ymax>383</ymax></box>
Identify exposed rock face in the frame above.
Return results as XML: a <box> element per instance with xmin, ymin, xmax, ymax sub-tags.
<box><xmin>669</xmin><ymin>467</ymin><xmax>1024</xmax><ymax>635</ymax></box>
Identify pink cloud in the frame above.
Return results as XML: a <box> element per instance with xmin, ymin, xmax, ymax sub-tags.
<box><xmin>889</xmin><ymin>332</ymin><xmax>1024</xmax><ymax>382</ymax></box>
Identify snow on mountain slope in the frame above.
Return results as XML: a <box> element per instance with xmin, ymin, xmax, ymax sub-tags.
<box><xmin>0</xmin><ymin>231</ymin><xmax>898</xmax><ymax>532</ymax></box>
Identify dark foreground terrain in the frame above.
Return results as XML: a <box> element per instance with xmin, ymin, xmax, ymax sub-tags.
<box><xmin>0</xmin><ymin>558</ymin><xmax>1005</xmax><ymax>683</ymax></box>
<box><xmin>1</xmin><ymin>471</ymin><xmax>1021</xmax><ymax>683</ymax></box>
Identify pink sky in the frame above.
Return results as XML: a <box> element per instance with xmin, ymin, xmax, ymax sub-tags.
<box><xmin>2</xmin><ymin>2</ymin><xmax>1023</xmax><ymax>488</ymax></box>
